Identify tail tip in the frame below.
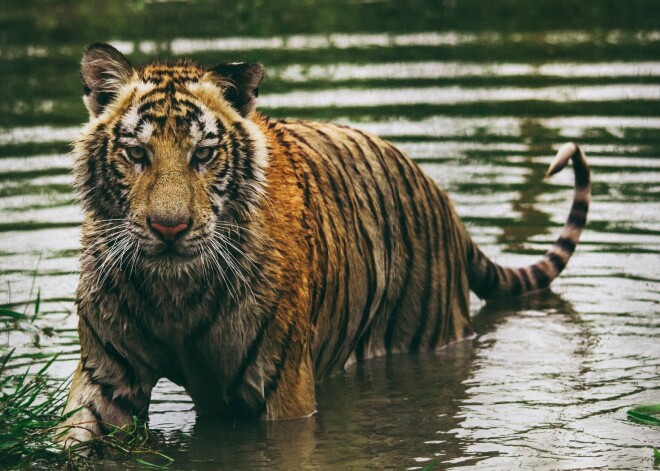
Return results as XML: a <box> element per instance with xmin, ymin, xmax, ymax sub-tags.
<box><xmin>546</xmin><ymin>142</ymin><xmax>580</xmax><ymax>178</ymax></box>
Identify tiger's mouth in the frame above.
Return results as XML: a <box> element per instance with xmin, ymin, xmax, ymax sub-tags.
<box><xmin>145</xmin><ymin>240</ymin><xmax>199</xmax><ymax>262</ymax></box>
<box><xmin>154</xmin><ymin>246</ymin><xmax>195</xmax><ymax>260</ymax></box>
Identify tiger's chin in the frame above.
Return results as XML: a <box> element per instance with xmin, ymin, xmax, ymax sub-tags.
<box><xmin>140</xmin><ymin>243</ymin><xmax>202</xmax><ymax>272</ymax></box>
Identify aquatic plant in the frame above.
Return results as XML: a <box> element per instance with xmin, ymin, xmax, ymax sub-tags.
<box><xmin>626</xmin><ymin>404</ymin><xmax>660</xmax><ymax>463</ymax></box>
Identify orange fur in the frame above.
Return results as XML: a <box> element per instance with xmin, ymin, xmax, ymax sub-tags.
<box><xmin>60</xmin><ymin>45</ymin><xmax>589</xmax><ymax>446</ymax></box>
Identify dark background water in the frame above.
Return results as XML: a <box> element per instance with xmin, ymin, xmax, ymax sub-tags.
<box><xmin>1</xmin><ymin>1</ymin><xmax>659</xmax><ymax>469</ymax></box>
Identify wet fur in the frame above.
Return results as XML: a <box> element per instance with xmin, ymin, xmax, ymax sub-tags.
<box><xmin>60</xmin><ymin>44</ymin><xmax>590</xmax><ymax>445</ymax></box>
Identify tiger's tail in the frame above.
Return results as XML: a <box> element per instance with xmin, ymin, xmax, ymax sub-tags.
<box><xmin>467</xmin><ymin>142</ymin><xmax>591</xmax><ymax>299</ymax></box>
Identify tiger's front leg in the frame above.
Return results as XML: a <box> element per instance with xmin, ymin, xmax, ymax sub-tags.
<box><xmin>59</xmin><ymin>314</ymin><xmax>154</xmax><ymax>448</ymax></box>
<box><xmin>263</xmin><ymin>345</ymin><xmax>317</xmax><ymax>420</ymax></box>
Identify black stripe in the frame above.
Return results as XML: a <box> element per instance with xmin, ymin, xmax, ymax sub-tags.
<box><xmin>391</xmin><ymin>150</ymin><xmax>422</xmax><ymax>236</ymax></box>
<box><xmin>95</xmin><ymin>139</ymin><xmax>121</xmax><ymax>209</ymax></box>
<box><xmin>384</xmin><ymin>191</ymin><xmax>415</xmax><ymax>352</ymax></box>
<box><xmin>182</xmin><ymin>105</ymin><xmax>203</xmax><ymax>124</ymax></box>
<box><xmin>409</xmin><ymin>177</ymin><xmax>437</xmax><ymax>352</ymax></box>
<box><xmin>234</xmin><ymin>123</ymin><xmax>256</xmax><ymax>186</ymax></box>
<box><xmin>100</xmin><ymin>384</ymin><xmax>147</xmax><ymax>418</ymax></box>
<box><xmin>81</xmin><ymin>316</ymin><xmax>137</xmax><ymax>385</ymax></box>
<box><xmin>134</xmin><ymin>116</ymin><xmax>150</xmax><ymax>137</ymax></box>
<box><xmin>509</xmin><ymin>269</ymin><xmax>523</xmax><ymax>296</ymax></box>
<box><xmin>137</xmin><ymin>100</ymin><xmax>159</xmax><ymax>115</ymax></box>
<box><xmin>470</xmin><ymin>253</ymin><xmax>497</xmax><ymax>298</ymax></box>
<box><xmin>211</xmin><ymin>181</ymin><xmax>230</xmax><ymax>199</ymax></box>
<box><xmin>520</xmin><ymin>269</ymin><xmax>534</xmax><ymax>291</ymax></box>
<box><xmin>99</xmin><ymin>146</ymin><xmax>126</xmax><ymax>210</ymax></box>
<box><xmin>571</xmin><ymin>199</ymin><xmax>589</xmax><ymax>214</ymax></box>
<box><xmin>82</xmin><ymin>362</ymin><xmax>147</xmax><ymax>419</ymax></box>
<box><xmin>428</xmin><ymin>189</ymin><xmax>453</xmax><ymax>349</ymax></box>
<box><xmin>107</xmin><ymin>159</ymin><xmax>128</xmax><ymax>187</ymax></box>
<box><xmin>567</xmin><ymin>211</ymin><xmax>587</xmax><ymax>227</ymax></box>
<box><xmin>145</xmin><ymin>113</ymin><xmax>169</xmax><ymax>130</ymax></box>
<box><xmin>531</xmin><ymin>265</ymin><xmax>551</xmax><ymax>289</ymax></box>
<box><xmin>83</xmin><ymin>144</ymin><xmax>101</xmax><ymax>210</ymax></box>
<box><xmin>555</xmin><ymin>237</ymin><xmax>576</xmax><ymax>253</ymax></box>
<box><xmin>226</xmin><ymin>129</ymin><xmax>246</xmax><ymax>202</ymax></box>
<box><xmin>214</xmin><ymin>149</ymin><xmax>232</xmax><ymax>180</ymax></box>
<box><xmin>481</xmin><ymin>253</ymin><xmax>498</xmax><ymax>296</ymax></box>
<box><xmin>163</xmin><ymin>79</ymin><xmax>176</xmax><ymax>97</ymax></box>
<box><xmin>140</xmin><ymin>87</ymin><xmax>166</xmax><ymax>102</ymax></box>
<box><xmin>442</xmin><ymin>190</ymin><xmax>460</xmax><ymax>344</ymax></box>
<box><xmin>213</xmin><ymin>139</ymin><xmax>239</xmax><ymax>200</ymax></box>
<box><xmin>546</xmin><ymin>252</ymin><xmax>565</xmax><ymax>273</ymax></box>
<box><xmin>264</xmin><ymin>317</ymin><xmax>297</xmax><ymax>400</ymax></box>
<box><xmin>175</xmin><ymin>97</ymin><xmax>202</xmax><ymax>114</ymax></box>
<box><xmin>308</xmin><ymin>204</ymin><xmax>329</xmax><ymax>325</ymax></box>
<box><xmin>85</xmin><ymin>401</ymin><xmax>103</xmax><ymax>422</ymax></box>
<box><xmin>384</xmin><ymin>280</ymin><xmax>413</xmax><ymax>352</ymax></box>
<box><xmin>229</xmin><ymin>299</ymin><xmax>280</xmax><ymax>393</ymax></box>
<box><xmin>575</xmin><ymin>167</ymin><xmax>590</xmax><ymax>188</ymax></box>
<box><xmin>326</xmin><ymin>256</ymin><xmax>352</xmax><ymax>371</ymax></box>
<box><xmin>85</xmin><ymin>401</ymin><xmax>112</xmax><ymax>434</ymax></box>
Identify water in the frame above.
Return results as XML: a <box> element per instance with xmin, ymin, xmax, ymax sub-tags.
<box><xmin>1</xmin><ymin>0</ymin><xmax>659</xmax><ymax>469</ymax></box>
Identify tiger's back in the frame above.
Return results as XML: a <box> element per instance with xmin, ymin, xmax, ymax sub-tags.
<box><xmin>275</xmin><ymin>119</ymin><xmax>472</xmax><ymax>378</ymax></box>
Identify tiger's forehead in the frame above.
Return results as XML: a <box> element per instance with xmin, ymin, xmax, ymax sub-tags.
<box><xmin>138</xmin><ymin>61</ymin><xmax>207</xmax><ymax>84</ymax></box>
<box><xmin>130</xmin><ymin>61</ymin><xmax>225</xmax><ymax>107</ymax></box>
<box><xmin>117</xmin><ymin>63</ymin><xmax>224</xmax><ymax>143</ymax></box>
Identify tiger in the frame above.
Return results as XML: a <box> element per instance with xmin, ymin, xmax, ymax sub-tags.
<box><xmin>59</xmin><ymin>43</ymin><xmax>590</xmax><ymax>446</ymax></box>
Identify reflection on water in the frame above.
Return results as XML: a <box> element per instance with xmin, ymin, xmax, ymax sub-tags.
<box><xmin>1</xmin><ymin>0</ymin><xmax>659</xmax><ymax>469</ymax></box>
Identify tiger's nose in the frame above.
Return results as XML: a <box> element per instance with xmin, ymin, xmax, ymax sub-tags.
<box><xmin>149</xmin><ymin>219</ymin><xmax>190</xmax><ymax>241</ymax></box>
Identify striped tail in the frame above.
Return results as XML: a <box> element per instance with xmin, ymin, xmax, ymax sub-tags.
<box><xmin>468</xmin><ymin>142</ymin><xmax>591</xmax><ymax>299</ymax></box>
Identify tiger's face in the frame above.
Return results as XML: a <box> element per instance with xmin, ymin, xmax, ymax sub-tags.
<box><xmin>74</xmin><ymin>44</ymin><xmax>267</xmax><ymax>273</ymax></box>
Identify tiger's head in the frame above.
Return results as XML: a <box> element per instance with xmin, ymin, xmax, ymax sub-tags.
<box><xmin>74</xmin><ymin>43</ymin><xmax>268</xmax><ymax>277</ymax></box>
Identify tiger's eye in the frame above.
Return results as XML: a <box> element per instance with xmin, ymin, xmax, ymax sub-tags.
<box><xmin>126</xmin><ymin>146</ymin><xmax>146</xmax><ymax>161</ymax></box>
<box><xmin>193</xmin><ymin>147</ymin><xmax>214</xmax><ymax>161</ymax></box>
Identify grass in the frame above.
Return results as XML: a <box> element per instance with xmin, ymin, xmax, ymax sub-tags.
<box><xmin>627</xmin><ymin>404</ymin><xmax>660</xmax><ymax>426</ymax></box>
<box><xmin>626</xmin><ymin>404</ymin><xmax>660</xmax><ymax>464</ymax></box>
<box><xmin>0</xmin><ymin>351</ymin><xmax>70</xmax><ymax>469</ymax></box>
<box><xmin>0</xmin><ymin>295</ymin><xmax>176</xmax><ymax>470</ymax></box>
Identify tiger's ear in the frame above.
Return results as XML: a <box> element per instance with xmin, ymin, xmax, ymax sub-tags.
<box><xmin>211</xmin><ymin>62</ymin><xmax>264</xmax><ymax>117</ymax></box>
<box><xmin>80</xmin><ymin>43</ymin><xmax>134</xmax><ymax>117</ymax></box>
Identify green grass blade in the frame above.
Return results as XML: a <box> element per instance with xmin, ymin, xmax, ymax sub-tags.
<box><xmin>627</xmin><ymin>404</ymin><xmax>660</xmax><ymax>426</ymax></box>
<box><xmin>23</xmin><ymin>254</ymin><xmax>41</xmax><ymax>317</ymax></box>
<box><xmin>0</xmin><ymin>348</ymin><xmax>16</xmax><ymax>371</ymax></box>
<box><xmin>31</xmin><ymin>288</ymin><xmax>41</xmax><ymax>323</ymax></box>
<box><xmin>37</xmin><ymin>352</ymin><xmax>61</xmax><ymax>375</ymax></box>
<box><xmin>135</xmin><ymin>457</ymin><xmax>171</xmax><ymax>468</ymax></box>
<box><xmin>0</xmin><ymin>308</ymin><xmax>27</xmax><ymax>320</ymax></box>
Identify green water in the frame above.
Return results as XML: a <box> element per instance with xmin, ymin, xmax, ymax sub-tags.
<box><xmin>1</xmin><ymin>0</ymin><xmax>659</xmax><ymax>469</ymax></box>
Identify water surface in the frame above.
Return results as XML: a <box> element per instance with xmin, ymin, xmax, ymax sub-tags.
<box><xmin>1</xmin><ymin>1</ymin><xmax>659</xmax><ymax>469</ymax></box>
